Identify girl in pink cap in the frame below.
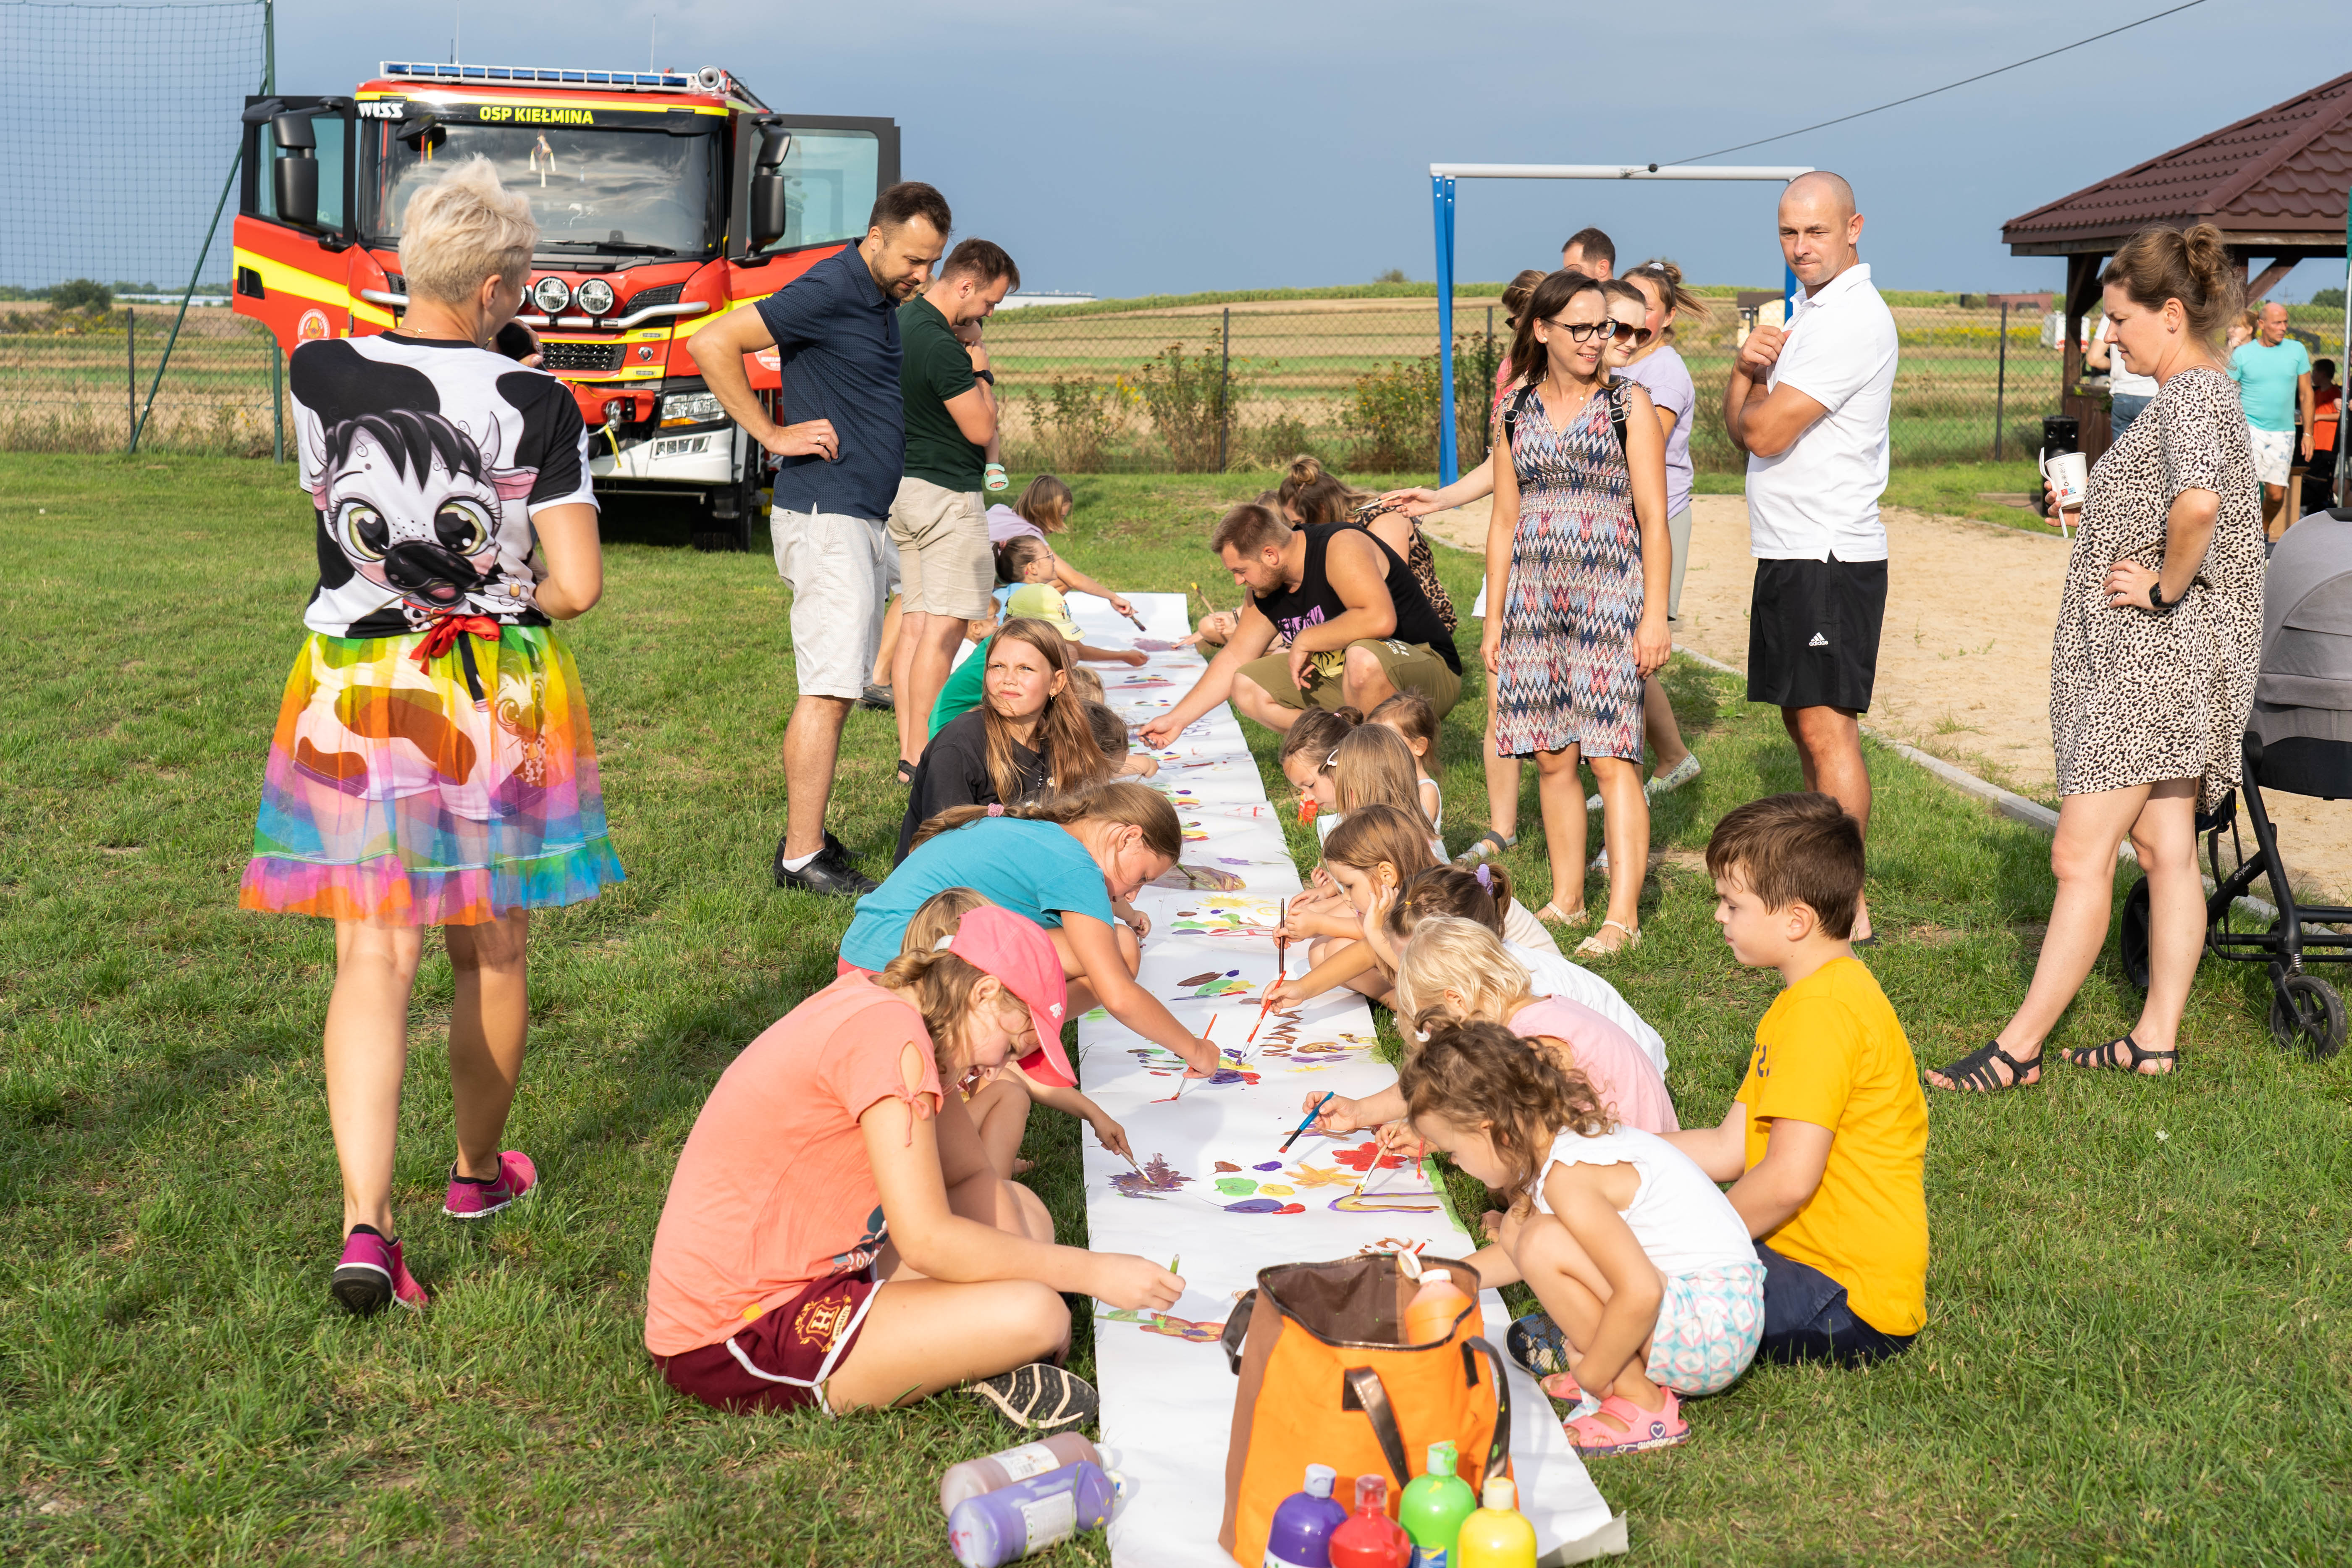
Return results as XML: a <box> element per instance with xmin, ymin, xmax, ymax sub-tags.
<box><xmin>645</xmin><ymin>906</ymin><xmax>1177</xmax><ymax>1432</ymax></box>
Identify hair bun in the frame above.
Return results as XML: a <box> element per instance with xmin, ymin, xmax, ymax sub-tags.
<box><xmin>1287</xmin><ymin>455</ymin><xmax>1324</xmax><ymax>483</ymax></box>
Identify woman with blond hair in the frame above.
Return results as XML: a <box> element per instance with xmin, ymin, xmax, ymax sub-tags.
<box><xmin>240</xmin><ymin>156</ymin><xmax>622</xmax><ymax>1314</ymax></box>
<box><xmin>1931</xmin><ymin>224</ymin><xmax>2261</xmax><ymax>1093</ymax></box>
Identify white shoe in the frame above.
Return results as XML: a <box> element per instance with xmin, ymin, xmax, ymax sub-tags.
<box><xmin>1590</xmin><ymin>847</ymin><xmax>1609</xmax><ymax>872</ymax></box>
<box><xmin>1589</xmin><ymin>755</ymin><xmax>1704</xmax><ymax>813</ymax></box>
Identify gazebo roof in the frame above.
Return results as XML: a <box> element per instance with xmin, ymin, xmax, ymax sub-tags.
<box><xmin>2004</xmin><ymin>72</ymin><xmax>2352</xmax><ymax>257</ymax></box>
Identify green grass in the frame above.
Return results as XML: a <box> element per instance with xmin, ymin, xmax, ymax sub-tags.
<box><xmin>4</xmin><ymin>458</ymin><xmax>2350</xmax><ymax>1565</ymax></box>
<box><xmin>1693</xmin><ymin>461</ymin><xmax>2067</xmax><ymax>534</ymax></box>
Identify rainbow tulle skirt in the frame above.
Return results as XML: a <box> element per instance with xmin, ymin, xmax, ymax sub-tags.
<box><xmin>240</xmin><ymin>625</ymin><xmax>624</xmax><ymax>926</ymax></box>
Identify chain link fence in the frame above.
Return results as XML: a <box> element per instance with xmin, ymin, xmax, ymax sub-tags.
<box><xmin>1</xmin><ymin>0</ymin><xmax>275</xmax><ymax>456</ymax></box>
<box><xmin>991</xmin><ymin>294</ymin><xmax>2352</xmax><ymax>475</ymax></box>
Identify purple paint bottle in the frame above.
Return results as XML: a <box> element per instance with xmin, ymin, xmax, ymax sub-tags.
<box><xmin>1265</xmin><ymin>1463</ymin><xmax>1350</xmax><ymax>1568</ymax></box>
<box><xmin>947</xmin><ymin>1460</ymin><xmax>1120</xmax><ymax>1567</ymax></box>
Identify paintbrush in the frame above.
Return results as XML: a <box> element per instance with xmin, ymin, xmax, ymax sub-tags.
<box><xmin>1281</xmin><ymin>1093</ymin><xmax>1336</xmax><ymax>1154</ymax></box>
<box><xmin>1247</xmin><ymin>897</ymin><xmax>1290</xmax><ymax>1044</ymax></box>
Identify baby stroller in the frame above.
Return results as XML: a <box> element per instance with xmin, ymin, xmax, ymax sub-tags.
<box><xmin>2119</xmin><ymin>507</ymin><xmax>2352</xmax><ymax>1057</ymax></box>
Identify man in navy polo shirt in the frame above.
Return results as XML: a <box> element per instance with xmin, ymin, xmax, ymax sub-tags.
<box><xmin>694</xmin><ymin>182</ymin><xmax>951</xmax><ymax>895</ymax></box>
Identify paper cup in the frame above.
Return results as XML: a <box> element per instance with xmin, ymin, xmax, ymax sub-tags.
<box><xmin>2040</xmin><ymin>448</ymin><xmax>2088</xmax><ymax>511</ymax></box>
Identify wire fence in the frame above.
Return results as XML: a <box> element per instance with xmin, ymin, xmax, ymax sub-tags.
<box><xmin>1</xmin><ymin>0</ymin><xmax>273</xmax><ymax>454</ymax></box>
<box><xmin>990</xmin><ymin>296</ymin><xmax>2352</xmax><ymax>475</ymax></box>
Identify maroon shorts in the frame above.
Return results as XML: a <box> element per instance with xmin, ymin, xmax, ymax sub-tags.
<box><xmin>655</xmin><ymin>1270</ymin><xmax>883</xmax><ymax>1414</ymax></box>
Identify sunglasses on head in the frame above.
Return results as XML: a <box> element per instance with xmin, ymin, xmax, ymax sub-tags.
<box><xmin>1545</xmin><ymin>317</ymin><xmax>1654</xmax><ymax>346</ymax></box>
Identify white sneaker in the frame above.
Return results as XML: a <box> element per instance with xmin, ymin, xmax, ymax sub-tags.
<box><xmin>1587</xmin><ymin>755</ymin><xmax>1703</xmax><ymax>813</ymax></box>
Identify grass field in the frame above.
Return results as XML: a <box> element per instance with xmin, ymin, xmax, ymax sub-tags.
<box><xmin>4</xmin><ymin>457</ymin><xmax>2351</xmax><ymax>1565</ymax></box>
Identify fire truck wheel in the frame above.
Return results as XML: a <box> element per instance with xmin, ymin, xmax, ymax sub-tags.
<box><xmin>693</xmin><ymin>469</ymin><xmax>758</xmax><ymax>554</ymax></box>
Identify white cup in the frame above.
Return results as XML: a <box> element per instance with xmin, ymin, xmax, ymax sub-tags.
<box><xmin>2040</xmin><ymin>448</ymin><xmax>2088</xmax><ymax>513</ymax></box>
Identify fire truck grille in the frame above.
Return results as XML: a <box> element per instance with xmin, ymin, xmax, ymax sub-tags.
<box><xmin>540</xmin><ymin>341</ymin><xmax>625</xmax><ymax>373</ymax></box>
<box><xmin>627</xmin><ymin>283</ymin><xmax>684</xmax><ymax>311</ymax></box>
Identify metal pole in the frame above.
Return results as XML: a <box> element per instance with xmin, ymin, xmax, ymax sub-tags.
<box><xmin>2339</xmin><ymin>184</ymin><xmax>2350</xmax><ymax>508</ymax></box>
<box><xmin>133</xmin><ymin>147</ymin><xmax>241</xmax><ymax>454</ymax></box>
<box><xmin>1994</xmin><ymin>301</ymin><xmax>2009</xmax><ymax>460</ymax></box>
<box><xmin>126</xmin><ymin>307</ymin><xmax>136</xmax><ymax>454</ymax></box>
<box><xmin>1434</xmin><ymin>174</ymin><xmax>1458</xmax><ymax>485</ymax></box>
<box><xmin>270</xmin><ymin>338</ymin><xmax>285</xmax><ymax>463</ymax></box>
<box><xmin>1218</xmin><ymin>306</ymin><xmax>1230</xmax><ymax>473</ymax></box>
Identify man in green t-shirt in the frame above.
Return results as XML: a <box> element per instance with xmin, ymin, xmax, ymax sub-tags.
<box><xmin>885</xmin><ymin>238</ymin><xmax>1020</xmax><ymax>776</ymax></box>
<box><xmin>2229</xmin><ymin>301</ymin><xmax>2314</xmax><ymax>538</ymax></box>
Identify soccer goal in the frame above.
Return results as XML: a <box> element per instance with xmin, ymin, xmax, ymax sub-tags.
<box><xmin>1429</xmin><ymin>163</ymin><xmax>1812</xmax><ymax>483</ymax></box>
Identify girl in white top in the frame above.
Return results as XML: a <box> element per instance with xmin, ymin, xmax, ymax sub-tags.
<box><xmin>1400</xmin><ymin>1019</ymin><xmax>1763</xmax><ymax>1458</ymax></box>
<box><xmin>1366</xmin><ymin>691</ymin><xmax>1446</xmax><ymax>837</ymax></box>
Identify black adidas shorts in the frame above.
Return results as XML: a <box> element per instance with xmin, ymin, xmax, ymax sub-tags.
<box><xmin>1747</xmin><ymin>555</ymin><xmax>1887</xmax><ymax>713</ymax></box>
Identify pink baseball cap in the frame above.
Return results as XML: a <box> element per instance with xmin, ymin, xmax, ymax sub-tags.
<box><xmin>945</xmin><ymin>907</ymin><xmax>1077</xmax><ymax>1088</ymax></box>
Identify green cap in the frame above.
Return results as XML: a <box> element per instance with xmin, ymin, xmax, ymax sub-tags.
<box><xmin>1425</xmin><ymin>1440</ymin><xmax>1458</xmax><ymax>1476</ymax></box>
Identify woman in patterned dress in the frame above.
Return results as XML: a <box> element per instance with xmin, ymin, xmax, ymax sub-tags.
<box><xmin>1484</xmin><ymin>270</ymin><xmax>1672</xmax><ymax>954</ymax></box>
<box><xmin>1931</xmin><ymin>225</ymin><xmax>2258</xmax><ymax>1093</ymax></box>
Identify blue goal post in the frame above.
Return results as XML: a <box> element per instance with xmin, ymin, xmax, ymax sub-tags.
<box><xmin>1430</xmin><ymin>163</ymin><xmax>1813</xmax><ymax>483</ymax></box>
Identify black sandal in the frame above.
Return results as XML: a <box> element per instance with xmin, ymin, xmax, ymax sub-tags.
<box><xmin>897</xmin><ymin>758</ymin><xmax>917</xmax><ymax>785</ymax></box>
<box><xmin>1926</xmin><ymin>1040</ymin><xmax>2041</xmax><ymax>1093</ymax></box>
<box><xmin>2064</xmin><ymin>1033</ymin><xmax>2177</xmax><ymax>1076</ymax></box>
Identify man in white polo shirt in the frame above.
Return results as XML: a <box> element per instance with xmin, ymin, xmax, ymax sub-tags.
<box><xmin>1722</xmin><ymin>170</ymin><xmax>1898</xmax><ymax>939</ymax></box>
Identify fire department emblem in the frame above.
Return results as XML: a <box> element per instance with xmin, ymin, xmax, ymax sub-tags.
<box><xmin>298</xmin><ymin>308</ymin><xmax>332</xmax><ymax>343</ymax></box>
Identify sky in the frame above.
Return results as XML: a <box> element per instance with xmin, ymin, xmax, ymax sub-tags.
<box><xmin>38</xmin><ymin>0</ymin><xmax>2352</xmax><ymax>299</ymax></box>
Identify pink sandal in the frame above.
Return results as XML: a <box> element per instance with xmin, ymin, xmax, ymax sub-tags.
<box><xmin>1565</xmin><ymin>1390</ymin><xmax>1689</xmax><ymax>1455</ymax></box>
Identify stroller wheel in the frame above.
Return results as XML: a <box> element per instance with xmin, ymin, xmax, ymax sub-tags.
<box><xmin>2119</xmin><ymin>876</ymin><xmax>2153</xmax><ymax>990</ymax></box>
<box><xmin>2269</xmin><ymin>974</ymin><xmax>2347</xmax><ymax>1059</ymax></box>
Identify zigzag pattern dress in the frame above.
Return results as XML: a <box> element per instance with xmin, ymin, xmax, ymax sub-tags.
<box><xmin>1494</xmin><ymin>385</ymin><xmax>1643</xmax><ymax>761</ymax></box>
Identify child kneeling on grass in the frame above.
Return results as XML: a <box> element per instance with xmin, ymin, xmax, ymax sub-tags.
<box><xmin>1402</xmin><ymin>1019</ymin><xmax>1761</xmax><ymax>1456</ymax></box>
<box><xmin>844</xmin><ymin>782</ymin><xmax>1219</xmax><ymax>1076</ymax></box>
<box><xmin>1304</xmin><ymin>912</ymin><xmax>1675</xmax><ymax>1151</ymax></box>
<box><xmin>645</xmin><ymin>906</ymin><xmax>1180</xmax><ymax>1427</ymax></box>
<box><xmin>904</xmin><ymin>887</ymin><xmax>1135</xmax><ymax>1180</ymax></box>
<box><xmin>1665</xmin><ymin>792</ymin><xmax>1929</xmax><ymax>1366</ymax></box>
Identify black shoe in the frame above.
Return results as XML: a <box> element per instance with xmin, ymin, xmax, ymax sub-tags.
<box><xmin>859</xmin><ymin>682</ymin><xmax>894</xmax><ymax>711</ymax></box>
<box><xmin>968</xmin><ymin>1363</ymin><xmax>1099</xmax><ymax>1432</ymax></box>
<box><xmin>773</xmin><ymin>830</ymin><xmax>878</xmax><ymax>897</ymax></box>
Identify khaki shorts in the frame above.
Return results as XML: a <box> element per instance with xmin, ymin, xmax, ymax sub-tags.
<box><xmin>772</xmin><ymin>506</ymin><xmax>890</xmax><ymax>701</ymax></box>
<box><xmin>886</xmin><ymin>475</ymin><xmax>993</xmax><ymax>619</ymax></box>
<box><xmin>1238</xmin><ymin>638</ymin><xmax>1463</xmax><ymax>718</ymax></box>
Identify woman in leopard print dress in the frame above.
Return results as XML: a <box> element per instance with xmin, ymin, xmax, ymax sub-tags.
<box><xmin>1932</xmin><ymin>225</ymin><xmax>2260</xmax><ymax>1094</ymax></box>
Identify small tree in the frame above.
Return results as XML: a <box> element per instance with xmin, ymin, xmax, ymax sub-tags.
<box><xmin>49</xmin><ymin>279</ymin><xmax>112</xmax><ymax>312</ymax></box>
<box><xmin>1020</xmin><ymin>375</ymin><xmax>1132</xmax><ymax>472</ymax></box>
<box><xmin>1134</xmin><ymin>341</ymin><xmax>1251</xmax><ymax>470</ymax></box>
<box><xmin>1374</xmin><ymin>268</ymin><xmax>1409</xmax><ymax>285</ymax></box>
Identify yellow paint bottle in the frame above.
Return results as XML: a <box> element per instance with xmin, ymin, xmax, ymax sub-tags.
<box><xmin>1452</xmin><ymin>1477</ymin><xmax>1537</xmax><ymax>1568</ymax></box>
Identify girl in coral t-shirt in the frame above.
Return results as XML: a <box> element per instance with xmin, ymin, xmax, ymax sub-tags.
<box><xmin>645</xmin><ymin>907</ymin><xmax>1178</xmax><ymax>1430</ymax></box>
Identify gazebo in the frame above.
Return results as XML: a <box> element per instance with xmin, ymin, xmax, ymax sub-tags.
<box><xmin>2003</xmin><ymin>71</ymin><xmax>2352</xmax><ymax>458</ymax></box>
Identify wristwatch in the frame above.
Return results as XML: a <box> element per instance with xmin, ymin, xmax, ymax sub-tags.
<box><xmin>2147</xmin><ymin>577</ymin><xmax>2180</xmax><ymax>614</ymax></box>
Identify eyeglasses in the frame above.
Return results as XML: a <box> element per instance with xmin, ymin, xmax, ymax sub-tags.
<box><xmin>1544</xmin><ymin>317</ymin><xmax>1655</xmax><ymax>347</ymax></box>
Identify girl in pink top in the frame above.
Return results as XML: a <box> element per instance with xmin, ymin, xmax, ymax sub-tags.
<box><xmin>645</xmin><ymin>907</ymin><xmax>1179</xmax><ymax>1429</ymax></box>
<box><xmin>1309</xmin><ymin>914</ymin><xmax>1678</xmax><ymax>1148</ymax></box>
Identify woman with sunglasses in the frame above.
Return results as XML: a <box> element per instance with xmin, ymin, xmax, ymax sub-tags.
<box><xmin>1485</xmin><ymin>270</ymin><xmax>1672</xmax><ymax>955</ymax></box>
<box><xmin>1582</xmin><ymin>266</ymin><xmax>1709</xmax><ymax>843</ymax></box>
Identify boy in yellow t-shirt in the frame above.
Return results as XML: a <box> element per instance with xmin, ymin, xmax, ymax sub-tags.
<box><xmin>1668</xmin><ymin>792</ymin><xmax>1929</xmax><ymax>1365</ymax></box>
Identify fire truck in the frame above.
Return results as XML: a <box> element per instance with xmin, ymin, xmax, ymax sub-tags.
<box><xmin>231</xmin><ymin>61</ymin><xmax>898</xmax><ymax>551</ymax></box>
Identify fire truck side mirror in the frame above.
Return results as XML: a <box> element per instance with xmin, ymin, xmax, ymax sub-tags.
<box><xmin>270</xmin><ymin>110</ymin><xmax>321</xmax><ymax>230</ymax></box>
<box><xmin>749</xmin><ymin>174</ymin><xmax>789</xmax><ymax>251</ymax></box>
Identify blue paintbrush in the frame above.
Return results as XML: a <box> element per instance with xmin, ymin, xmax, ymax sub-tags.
<box><xmin>1281</xmin><ymin>1092</ymin><xmax>1335</xmax><ymax>1154</ymax></box>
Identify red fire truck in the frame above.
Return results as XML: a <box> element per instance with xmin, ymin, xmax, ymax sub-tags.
<box><xmin>231</xmin><ymin>61</ymin><xmax>898</xmax><ymax>551</ymax></box>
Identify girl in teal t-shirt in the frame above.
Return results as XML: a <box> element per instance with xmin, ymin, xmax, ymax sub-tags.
<box><xmin>841</xmin><ymin>783</ymin><xmax>1219</xmax><ymax>1077</ymax></box>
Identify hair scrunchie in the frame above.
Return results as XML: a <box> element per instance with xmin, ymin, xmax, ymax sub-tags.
<box><xmin>987</xmin><ymin>804</ymin><xmax>1006</xmax><ymax>816</ymax></box>
<box><xmin>1473</xmin><ymin>863</ymin><xmax>1493</xmax><ymax>892</ymax></box>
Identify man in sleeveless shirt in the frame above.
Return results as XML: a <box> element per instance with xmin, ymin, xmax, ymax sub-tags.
<box><xmin>1141</xmin><ymin>504</ymin><xmax>1461</xmax><ymax>747</ymax></box>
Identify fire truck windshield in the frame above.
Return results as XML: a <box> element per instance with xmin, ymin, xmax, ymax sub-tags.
<box><xmin>364</xmin><ymin>122</ymin><xmax>718</xmax><ymax>257</ymax></box>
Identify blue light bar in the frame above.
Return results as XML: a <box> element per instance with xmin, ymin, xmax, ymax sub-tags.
<box><xmin>378</xmin><ymin>61</ymin><xmax>722</xmax><ymax>94</ymax></box>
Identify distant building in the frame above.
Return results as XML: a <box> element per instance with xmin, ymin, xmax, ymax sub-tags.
<box><xmin>995</xmin><ymin>291</ymin><xmax>1098</xmax><ymax>311</ymax></box>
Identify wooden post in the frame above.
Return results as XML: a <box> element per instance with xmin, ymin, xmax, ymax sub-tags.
<box><xmin>2060</xmin><ymin>252</ymin><xmax>2113</xmax><ymax>464</ymax></box>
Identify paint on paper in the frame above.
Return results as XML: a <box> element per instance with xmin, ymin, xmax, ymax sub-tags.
<box><xmin>1109</xmin><ymin>1154</ymin><xmax>1192</xmax><ymax>1199</ymax></box>
<box><xmin>1097</xmin><ymin>1306</ymin><xmax>1225</xmax><ymax>1342</ymax></box>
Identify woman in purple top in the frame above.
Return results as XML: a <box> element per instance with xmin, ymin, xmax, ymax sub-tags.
<box><xmin>1599</xmin><ymin>265</ymin><xmax>1710</xmax><ymax>805</ymax></box>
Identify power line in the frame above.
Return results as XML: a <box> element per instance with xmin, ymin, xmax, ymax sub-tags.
<box><xmin>1665</xmin><ymin>0</ymin><xmax>2214</xmax><ymax>166</ymax></box>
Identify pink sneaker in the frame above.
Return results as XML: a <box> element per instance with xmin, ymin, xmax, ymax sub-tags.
<box><xmin>1566</xmin><ymin>1389</ymin><xmax>1689</xmax><ymax>1455</ymax></box>
<box><xmin>443</xmin><ymin>1150</ymin><xmax>538</xmax><ymax>1219</ymax></box>
<box><xmin>331</xmin><ymin>1228</ymin><xmax>427</xmax><ymax>1316</ymax></box>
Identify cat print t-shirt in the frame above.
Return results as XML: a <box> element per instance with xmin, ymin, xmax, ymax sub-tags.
<box><xmin>288</xmin><ymin>333</ymin><xmax>595</xmax><ymax>640</ymax></box>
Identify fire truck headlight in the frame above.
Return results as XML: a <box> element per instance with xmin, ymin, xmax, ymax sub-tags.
<box><xmin>532</xmin><ymin>277</ymin><xmax>574</xmax><ymax>315</ymax></box>
<box><xmin>575</xmin><ymin>278</ymin><xmax>616</xmax><ymax>316</ymax></box>
<box><xmin>660</xmin><ymin>392</ymin><xmax>725</xmax><ymax>426</ymax></box>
